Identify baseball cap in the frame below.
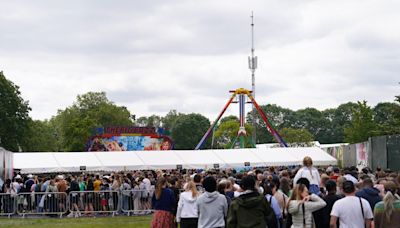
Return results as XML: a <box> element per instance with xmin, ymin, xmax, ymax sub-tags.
<box><xmin>344</xmin><ymin>174</ymin><xmax>358</xmax><ymax>184</ymax></box>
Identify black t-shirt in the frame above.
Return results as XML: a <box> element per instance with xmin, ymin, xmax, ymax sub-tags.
<box><xmin>314</xmin><ymin>193</ymin><xmax>343</xmax><ymax>228</ymax></box>
<box><xmin>70</xmin><ymin>180</ymin><xmax>80</xmax><ymax>192</ymax></box>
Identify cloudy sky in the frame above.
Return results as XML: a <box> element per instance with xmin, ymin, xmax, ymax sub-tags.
<box><xmin>1</xmin><ymin>0</ymin><xmax>399</xmax><ymax>121</ymax></box>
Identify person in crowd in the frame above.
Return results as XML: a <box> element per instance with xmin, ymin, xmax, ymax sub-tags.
<box><xmin>93</xmin><ymin>174</ymin><xmax>102</xmax><ymax>192</ymax></box>
<box><xmin>176</xmin><ymin>181</ymin><xmax>200</xmax><ymax>228</ymax></box>
<box><xmin>151</xmin><ymin>177</ymin><xmax>176</xmax><ymax>228</ymax></box>
<box><xmin>45</xmin><ymin>180</ymin><xmax>58</xmax><ymax>214</ymax></box>
<box><xmin>132</xmin><ymin>177</ymin><xmax>144</xmax><ymax>215</ymax></box>
<box><xmin>271</xmin><ymin>176</ymin><xmax>289</xmax><ymax>220</ymax></box>
<box><xmin>168</xmin><ymin>177</ymin><xmax>180</xmax><ymax>220</ymax></box>
<box><xmin>319</xmin><ymin>174</ymin><xmax>330</xmax><ymax>196</ymax></box>
<box><xmin>314</xmin><ymin>180</ymin><xmax>342</xmax><ymax>228</ymax></box>
<box><xmin>56</xmin><ymin>175</ymin><xmax>68</xmax><ymax>213</ymax></box>
<box><xmin>121</xmin><ymin>177</ymin><xmax>132</xmax><ymax>212</ymax></box>
<box><xmin>227</xmin><ymin>175</ymin><xmax>277</xmax><ymax>228</ymax></box>
<box><xmin>193</xmin><ymin>174</ymin><xmax>204</xmax><ymax>193</ymax></box>
<box><xmin>138</xmin><ymin>176</ymin><xmax>150</xmax><ymax>214</ymax></box>
<box><xmin>92</xmin><ymin>174</ymin><xmax>102</xmax><ymax>211</ymax></box>
<box><xmin>100</xmin><ymin>177</ymin><xmax>111</xmax><ymax>213</ymax></box>
<box><xmin>143</xmin><ymin>173</ymin><xmax>152</xmax><ymax>210</ymax></box>
<box><xmin>78</xmin><ymin>175</ymin><xmax>86</xmax><ymax>192</ymax></box>
<box><xmin>330</xmin><ymin>167</ymin><xmax>341</xmax><ymax>181</ymax></box>
<box><xmin>279</xmin><ymin>177</ymin><xmax>292</xmax><ymax>198</ymax></box>
<box><xmin>362</xmin><ymin>168</ymin><xmax>376</xmax><ymax>182</ymax></box>
<box><xmin>111</xmin><ymin>174</ymin><xmax>121</xmax><ymax>212</ymax></box>
<box><xmin>330</xmin><ymin>180</ymin><xmax>373</xmax><ymax>228</ymax></box>
<box><xmin>288</xmin><ymin>183</ymin><xmax>326</xmax><ymax>228</ymax></box>
<box><xmin>197</xmin><ymin>176</ymin><xmax>228</xmax><ymax>228</ymax></box>
<box><xmin>68</xmin><ymin>175</ymin><xmax>81</xmax><ymax>218</ymax></box>
<box><xmin>2</xmin><ymin>179</ymin><xmax>14</xmax><ymax>213</ymax></box>
<box><xmin>293</xmin><ymin>156</ymin><xmax>321</xmax><ymax>195</ymax></box>
<box><xmin>84</xmin><ymin>178</ymin><xmax>94</xmax><ymax>216</ymax></box>
<box><xmin>256</xmin><ymin>173</ymin><xmax>264</xmax><ymax>194</ymax></box>
<box><xmin>373</xmin><ymin>181</ymin><xmax>400</xmax><ymax>228</ymax></box>
<box><xmin>217</xmin><ymin>180</ymin><xmax>232</xmax><ymax>207</ymax></box>
<box><xmin>356</xmin><ymin>178</ymin><xmax>382</xmax><ymax>210</ymax></box>
<box><xmin>263</xmin><ymin>181</ymin><xmax>282</xmax><ymax>228</ymax></box>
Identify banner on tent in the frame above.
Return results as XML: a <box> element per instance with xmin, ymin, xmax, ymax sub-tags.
<box><xmin>87</xmin><ymin>126</ymin><xmax>173</xmax><ymax>151</ymax></box>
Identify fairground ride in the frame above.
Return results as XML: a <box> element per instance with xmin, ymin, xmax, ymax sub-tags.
<box><xmin>195</xmin><ymin>88</ymin><xmax>288</xmax><ymax>150</ymax></box>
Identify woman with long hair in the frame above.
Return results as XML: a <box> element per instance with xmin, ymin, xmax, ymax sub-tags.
<box><xmin>151</xmin><ymin>177</ymin><xmax>176</xmax><ymax>228</ymax></box>
<box><xmin>293</xmin><ymin>156</ymin><xmax>321</xmax><ymax>195</ymax></box>
<box><xmin>176</xmin><ymin>181</ymin><xmax>200</xmax><ymax>228</ymax></box>
<box><xmin>288</xmin><ymin>183</ymin><xmax>326</xmax><ymax>228</ymax></box>
<box><xmin>373</xmin><ymin>181</ymin><xmax>400</xmax><ymax>228</ymax></box>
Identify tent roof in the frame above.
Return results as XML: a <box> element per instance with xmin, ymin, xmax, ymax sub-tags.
<box><xmin>14</xmin><ymin>147</ymin><xmax>337</xmax><ymax>174</ymax></box>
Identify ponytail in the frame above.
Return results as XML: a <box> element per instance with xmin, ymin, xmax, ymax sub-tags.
<box><xmin>383</xmin><ymin>191</ymin><xmax>395</xmax><ymax>221</ymax></box>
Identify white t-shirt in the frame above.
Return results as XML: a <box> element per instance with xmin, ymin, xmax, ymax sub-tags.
<box><xmin>143</xmin><ymin>178</ymin><xmax>151</xmax><ymax>190</ymax></box>
<box><xmin>293</xmin><ymin>167</ymin><xmax>320</xmax><ymax>185</ymax></box>
<box><xmin>331</xmin><ymin>196</ymin><xmax>373</xmax><ymax>228</ymax></box>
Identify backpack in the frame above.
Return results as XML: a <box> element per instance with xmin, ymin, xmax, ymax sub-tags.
<box><xmin>35</xmin><ymin>183</ymin><xmax>42</xmax><ymax>193</ymax></box>
<box><xmin>264</xmin><ymin>196</ymin><xmax>278</xmax><ymax>228</ymax></box>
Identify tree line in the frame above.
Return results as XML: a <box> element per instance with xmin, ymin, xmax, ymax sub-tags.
<box><xmin>1</xmin><ymin>71</ymin><xmax>399</xmax><ymax>152</ymax></box>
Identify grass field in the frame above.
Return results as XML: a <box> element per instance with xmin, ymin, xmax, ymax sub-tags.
<box><xmin>0</xmin><ymin>215</ymin><xmax>153</xmax><ymax>228</ymax></box>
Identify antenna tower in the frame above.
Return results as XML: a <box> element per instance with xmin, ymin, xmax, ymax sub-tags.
<box><xmin>249</xmin><ymin>12</ymin><xmax>258</xmax><ymax>144</ymax></box>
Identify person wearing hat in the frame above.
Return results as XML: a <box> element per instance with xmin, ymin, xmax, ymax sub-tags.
<box><xmin>330</xmin><ymin>180</ymin><xmax>373</xmax><ymax>228</ymax></box>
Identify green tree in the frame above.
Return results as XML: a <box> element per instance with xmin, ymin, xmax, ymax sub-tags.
<box><xmin>246</xmin><ymin>104</ymin><xmax>296</xmax><ymax>144</ymax></box>
<box><xmin>220</xmin><ymin>115</ymin><xmax>239</xmax><ymax>124</ymax></box>
<box><xmin>136</xmin><ymin>115</ymin><xmax>162</xmax><ymax>128</ymax></box>
<box><xmin>293</xmin><ymin>108</ymin><xmax>330</xmax><ymax>143</ymax></box>
<box><xmin>279</xmin><ymin>127</ymin><xmax>314</xmax><ymax>143</ymax></box>
<box><xmin>214</xmin><ymin>119</ymin><xmax>253</xmax><ymax>148</ymax></box>
<box><xmin>171</xmin><ymin>113</ymin><xmax>210</xmax><ymax>149</ymax></box>
<box><xmin>322</xmin><ymin>102</ymin><xmax>358</xmax><ymax>143</ymax></box>
<box><xmin>373</xmin><ymin>102</ymin><xmax>400</xmax><ymax>135</ymax></box>
<box><xmin>0</xmin><ymin>71</ymin><xmax>31</xmax><ymax>151</ymax></box>
<box><xmin>344</xmin><ymin>101</ymin><xmax>378</xmax><ymax>143</ymax></box>
<box><xmin>23</xmin><ymin>120</ymin><xmax>59</xmax><ymax>151</ymax></box>
<box><xmin>161</xmin><ymin>110</ymin><xmax>183</xmax><ymax>134</ymax></box>
<box><xmin>53</xmin><ymin>92</ymin><xmax>133</xmax><ymax>151</ymax></box>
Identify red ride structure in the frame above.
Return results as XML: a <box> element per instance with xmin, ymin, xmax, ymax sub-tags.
<box><xmin>195</xmin><ymin>88</ymin><xmax>288</xmax><ymax>150</ymax></box>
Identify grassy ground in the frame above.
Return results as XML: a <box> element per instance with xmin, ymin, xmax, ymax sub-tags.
<box><xmin>0</xmin><ymin>215</ymin><xmax>153</xmax><ymax>228</ymax></box>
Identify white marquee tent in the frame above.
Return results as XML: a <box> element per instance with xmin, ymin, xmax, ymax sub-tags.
<box><xmin>14</xmin><ymin>147</ymin><xmax>337</xmax><ymax>174</ymax></box>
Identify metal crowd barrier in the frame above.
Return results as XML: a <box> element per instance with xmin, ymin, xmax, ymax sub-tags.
<box><xmin>16</xmin><ymin>192</ymin><xmax>68</xmax><ymax>218</ymax></box>
<box><xmin>68</xmin><ymin>190</ymin><xmax>120</xmax><ymax>217</ymax></box>
<box><xmin>0</xmin><ymin>189</ymin><xmax>164</xmax><ymax>218</ymax></box>
<box><xmin>120</xmin><ymin>189</ymin><xmax>154</xmax><ymax>216</ymax></box>
<box><xmin>0</xmin><ymin>193</ymin><xmax>17</xmax><ymax>218</ymax></box>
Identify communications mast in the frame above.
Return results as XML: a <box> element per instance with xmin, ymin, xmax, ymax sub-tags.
<box><xmin>249</xmin><ymin>12</ymin><xmax>258</xmax><ymax>144</ymax></box>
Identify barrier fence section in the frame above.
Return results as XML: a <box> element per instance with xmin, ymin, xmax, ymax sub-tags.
<box><xmin>120</xmin><ymin>190</ymin><xmax>154</xmax><ymax>216</ymax></box>
<box><xmin>0</xmin><ymin>193</ymin><xmax>16</xmax><ymax>218</ymax></box>
<box><xmin>16</xmin><ymin>192</ymin><xmax>68</xmax><ymax>218</ymax></box>
<box><xmin>0</xmin><ymin>189</ymin><xmax>163</xmax><ymax>218</ymax></box>
<box><xmin>68</xmin><ymin>190</ymin><xmax>120</xmax><ymax>217</ymax></box>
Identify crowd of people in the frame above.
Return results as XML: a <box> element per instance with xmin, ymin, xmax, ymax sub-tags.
<box><xmin>0</xmin><ymin>156</ymin><xmax>400</xmax><ymax>228</ymax></box>
<box><xmin>151</xmin><ymin>157</ymin><xmax>400</xmax><ymax>228</ymax></box>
